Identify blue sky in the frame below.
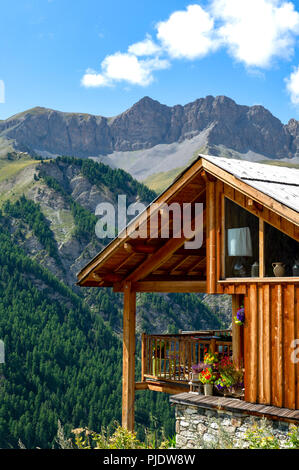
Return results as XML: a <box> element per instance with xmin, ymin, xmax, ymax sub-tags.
<box><xmin>2</xmin><ymin>0</ymin><xmax>299</xmax><ymax>123</ymax></box>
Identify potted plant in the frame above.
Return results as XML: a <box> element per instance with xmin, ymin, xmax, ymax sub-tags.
<box><xmin>198</xmin><ymin>367</ymin><xmax>217</xmax><ymax>395</ymax></box>
<box><xmin>215</xmin><ymin>356</ymin><xmax>244</xmax><ymax>397</ymax></box>
<box><xmin>191</xmin><ymin>362</ymin><xmax>207</xmax><ymax>381</ymax></box>
<box><xmin>190</xmin><ymin>362</ymin><xmax>208</xmax><ymax>394</ymax></box>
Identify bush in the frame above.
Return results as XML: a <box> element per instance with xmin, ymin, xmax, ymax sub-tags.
<box><xmin>70</xmin><ymin>423</ymin><xmax>175</xmax><ymax>449</ymax></box>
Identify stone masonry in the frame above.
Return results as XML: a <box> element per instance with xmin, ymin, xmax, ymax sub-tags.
<box><xmin>174</xmin><ymin>402</ymin><xmax>296</xmax><ymax>449</ymax></box>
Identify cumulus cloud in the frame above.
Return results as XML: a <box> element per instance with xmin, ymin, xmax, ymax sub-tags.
<box><xmin>81</xmin><ymin>1</ymin><xmax>299</xmax><ymax>90</ymax></box>
<box><xmin>81</xmin><ymin>69</ymin><xmax>110</xmax><ymax>88</ymax></box>
<box><xmin>211</xmin><ymin>0</ymin><xmax>299</xmax><ymax>68</ymax></box>
<box><xmin>128</xmin><ymin>34</ymin><xmax>161</xmax><ymax>56</ymax></box>
<box><xmin>156</xmin><ymin>4</ymin><xmax>217</xmax><ymax>59</ymax></box>
<box><xmin>81</xmin><ymin>53</ymin><xmax>169</xmax><ymax>88</ymax></box>
<box><xmin>285</xmin><ymin>66</ymin><xmax>299</xmax><ymax>104</ymax></box>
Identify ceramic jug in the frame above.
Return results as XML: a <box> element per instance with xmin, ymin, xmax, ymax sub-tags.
<box><xmin>272</xmin><ymin>262</ymin><xmax>285</xmax><ymax>277</ymax></box>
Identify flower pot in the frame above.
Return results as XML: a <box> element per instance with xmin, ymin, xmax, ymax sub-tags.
<box><xmin>204</xmin><ymin>383</ymin><xmax>213</xmax><ymax>396</ymax></box>
<box><xmin>191</xmin><ymin>372</ymin><xmax>199</xmax><ymax>381</ymax></box>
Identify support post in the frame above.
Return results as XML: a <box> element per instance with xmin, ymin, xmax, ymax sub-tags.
<box><xmin>206</xmin><ymin>178</ymin><xmax>217</xmax><ymax>293</ymax></box>
<box><xmin>122</xmin><ymin>281</ymin><xmax>136</xmax><ymax>431</ymax></box>
<box><xmin>232</xmin><ymin>294</ymin><xmax>243</xmax><ymax>369</ymax></box>
<box><xmin>259</xmin><ymin>218</ymin><xmax>265</xmax><ymax>278</ymax></box>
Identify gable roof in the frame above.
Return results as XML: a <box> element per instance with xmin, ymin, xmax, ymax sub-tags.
<box><xmin>77</xmin><ymin>154</ymin><xmax>299</xmax><ymax>288</ymax></box>
<box><xmin>201</xmin><ymin>155</ymin><xmax>299</xmax><ymax>213</ymax></box>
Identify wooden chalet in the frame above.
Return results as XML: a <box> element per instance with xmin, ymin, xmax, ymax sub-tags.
<box><xmin>77</xmin><ymin>155</ymin><xmax>299</xmax><ymax>431</ymax></box>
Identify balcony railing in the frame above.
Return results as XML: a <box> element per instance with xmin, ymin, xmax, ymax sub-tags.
<box><xmin>141</xmin><ymin>330</ymin><xmax>232</xmax><ymax>383</ymax></box>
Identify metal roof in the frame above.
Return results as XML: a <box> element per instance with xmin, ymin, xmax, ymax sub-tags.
<box><xmin>201</xmin><ymin>155</ymin><xmax>299</xmax><ymax>214</ymax></box>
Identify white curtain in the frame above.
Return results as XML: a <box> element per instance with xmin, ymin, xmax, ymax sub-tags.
<box><xmin>227</xmin><ymin>227</ymin><xmax>252</xmax><ymax>257</ymax></box>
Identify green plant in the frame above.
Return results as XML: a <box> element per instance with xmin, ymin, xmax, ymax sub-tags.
<box><xmin>244</xmin><ymin>420</ymin><xmax>281</xmax><ymax>449</ymax></box>
<box><xmin>198</xmin><ymin>367</ymin><xmax>217</xmax><ymax>384</ymax></box>
<box><xmin>71</xmin><ymin>425</ymin><xmax>147</xmax><ymax>449</ymax></box>
<box><xmin>287</xmin><ymin>425</ymin><xmax>299</xmax><ymax>449</ymax></box>
<box><xmin>214</xmin><ymin>356</ymin><xmax>244</xmax><ymax>393</ymax></box>
<box><xmin>159</xmin><ymin>434</ymin><xmax>176</xmax><ymax>449</ymax></box>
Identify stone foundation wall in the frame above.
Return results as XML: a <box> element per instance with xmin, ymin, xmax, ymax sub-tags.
<box><xmin>175</xmin><ymin>403</ymin><xmax>295</xmax><ymax>449</ymax></box>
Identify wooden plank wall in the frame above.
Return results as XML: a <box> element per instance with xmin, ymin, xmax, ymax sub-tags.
<box><xmin>244</xmin><ymin>282</ymin><xmax>299</xmax><ymax>410</ymax></box>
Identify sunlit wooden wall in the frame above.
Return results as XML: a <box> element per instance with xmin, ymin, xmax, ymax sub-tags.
<box><xmin>244</xmin><ymin>282</ymin><xmax>299</xmax><ymax>409</ymax></box>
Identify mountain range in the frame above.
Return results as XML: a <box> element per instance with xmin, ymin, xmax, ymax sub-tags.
<box><xmin>1</xmin><ymin>95</ymin><xmax>299</xmax><ymax>191</ymax></box>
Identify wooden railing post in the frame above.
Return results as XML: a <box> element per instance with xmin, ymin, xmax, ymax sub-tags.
<box><xmin>122</xmin><ymin>281</ymin><xmax>136</xmax><ymax>431</ymax></box>
<box><xmin>141</xmin><ymin>333</ymin><xmax>146</xmax><ymax>382</ymax></box>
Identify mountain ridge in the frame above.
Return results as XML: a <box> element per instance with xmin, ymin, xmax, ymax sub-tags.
<box><xmin>1</xmin><ymin>95</ymin><xmax>299</xmax><ymax>167</ymax></box>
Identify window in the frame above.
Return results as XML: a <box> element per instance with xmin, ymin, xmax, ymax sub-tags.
<box><xmin>264</xmin><ymin>222</ymin><xmax>299</xmax><ymax>277</ymax></box>
<box><xmin>225</xmin><ymin>198</ymin><xmax>259</xmax><ymax>278</ymax></box>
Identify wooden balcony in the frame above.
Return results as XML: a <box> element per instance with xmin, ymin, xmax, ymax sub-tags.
<box><xmin>138</xmin><ymin>330</ymin><xmax>232</xmax><ymax>392</ymax></box>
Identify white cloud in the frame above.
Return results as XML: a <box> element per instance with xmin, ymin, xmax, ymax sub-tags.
<box><xmin>285</xmin><ymin>65</ymin><xmax>299</xmax><ymax>104</ymax></box>
<box><xmin>156</xmin><ymin>4</ymin><xmax>217</xmax><ymax>60</ymax></box>
<box><xmin>82</xmin><ymin>53</ymin><xmax>170</xmax><ymax>88</ymax></box>
<box><xmin>211</xmin><ymin>0</ymin><xmax>299</xmax><ymax>68</ymax></box>
<box><xmin>102</xmin><ymin>52</ymin><xmax>169</xmax><ymax>86</ymax></box>
<box><xmin>81</xmin><ymin>1</ymin><xmax>299</xmax><ymax>90</ymax></box>
<box><xmin>81</xmin><ymin>69</ymin><xmax>110</xmax><ymax>88</ymax></box>
<box><xmin>128</xmin><ymin>34</ymin><xmax>161</xmax><ymax>56</ymax></box>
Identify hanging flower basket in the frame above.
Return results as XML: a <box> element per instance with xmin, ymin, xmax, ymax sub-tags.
<box><xmin>234</xmin><ymin>306</ymin><xmax>245</xmax><ymax>326</ymax></box>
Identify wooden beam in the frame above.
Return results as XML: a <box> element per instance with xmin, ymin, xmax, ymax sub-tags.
<box><xmin>114</xmin><ymin>280</ymin><xmax>207</xmax><ymax>293</ymax></box>
<box><xmin>216</xmin><ymin>181</ymin><xmax>222</xmax><ymax>290</ymax></box>
<box><xmin>263</xmin><ymin>284</ymin><xmax>271</xmax><ymax>405</ymax></box>
<box><xmin>276</xmin><ymin>284</ymin><xmax>284</xmax><ymax>408</ymax></box>
<box><xmin>124</xmin><ymin>242</ymin><xmax>156</xmax><ymax>254</ymax></box>
<box><xmin>135</xmin><ymin>380</ymin><xmax>190</xmax><ymax>394</ymax></box>
<box><xmin>221</xmin><ymin>192</ymin><xmax>226</xmax><ymax>280</ymax></box>
<box><xmin>246</xmin><ymin>284</ymin><xmax>258</xmax><ymax>403</ymax></box>
<box><xmin>206</xmin><ymin>178</ymin><xmax>217</xmax><ymax>293</ymax></box>
<box><xmin>92</xmin><ymin>272</ymin><xmax>123</xmax><ymax>283</ymax></box>
<box><xmin>122</xmin><ymin>282</ymin><xmax>136</xmax><ymax>431</ymax></box>
<box><xmin>119</xmin><ymin>208</ymin><xmax>204</xmax><ymax>286</ymax></box>
<box><xmin>258</xmin><ymin>285</ymin><xmax>265</xmax><ymax>403</ymax></box>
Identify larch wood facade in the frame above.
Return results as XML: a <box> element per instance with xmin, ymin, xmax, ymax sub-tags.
<box><xmin>77</xmin><ymin>154</ymin><xmax>299</xmax><ymax>430</ymax></box>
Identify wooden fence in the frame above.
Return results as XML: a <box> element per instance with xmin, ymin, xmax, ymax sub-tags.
<box><xmin>141</xmin><ymin>333</ymin><xmax>232</xmax><ymax>383</ymax></box>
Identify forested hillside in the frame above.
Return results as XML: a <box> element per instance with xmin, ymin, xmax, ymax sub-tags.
<box><xmin>0</xmin><ymin>154</ymin><xmax>227</xmax><ymax>448</ymax></box>
<box><xmin>0</xmin><ymin>212</ymin><xmax>177</xmax><ymax>447</ymax></box>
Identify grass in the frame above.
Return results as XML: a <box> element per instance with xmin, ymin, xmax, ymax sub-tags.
<box><xmin>143</xmin><ymin>167</ymin><xmax>185</xmax><ymax>194</ymax></box>
<box><xmin>0</xmin><ymin>159</ymin><xmax>38</xmax><ymax>183</ymax></box>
